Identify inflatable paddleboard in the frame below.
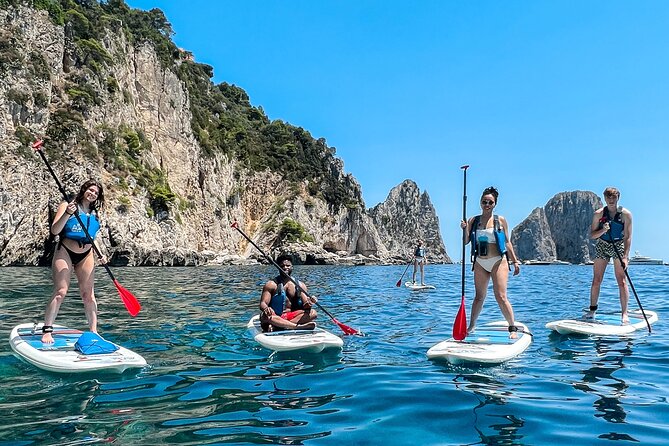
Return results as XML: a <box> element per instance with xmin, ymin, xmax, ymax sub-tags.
<box><xmin>9</xmin><ymin>323</ymin><xmax>146</xmax><ymax>373</ymax></box>
<box><xmin>405</xmin><ymin>282</ymin><xmax>436</xmax><ymax>290</ymax></box>
<box><xmin>247</xmin><ymin>315</ymin><xmax>343</xmax><ymax>353</ymax></box>
<box><xmin>427</xmin><ymin>321</ymin><xmax>532</xmax><ymax>364</ymax></box>
<box><xmin>546</xmin><ymin>309</ymin><xmax>657</xmax><ymax>335</ymax></box>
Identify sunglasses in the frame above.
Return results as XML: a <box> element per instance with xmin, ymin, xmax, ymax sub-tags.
<box><xmin>481</xmin><ymin>200</ymin><xmax>495</xmax><ymax>205</ymax></box>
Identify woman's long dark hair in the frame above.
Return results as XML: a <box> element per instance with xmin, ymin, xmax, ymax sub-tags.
<box><xmin>74</xmin><ymin>179</ymin><xmax>105</xmax><ymax>211</ymax></box>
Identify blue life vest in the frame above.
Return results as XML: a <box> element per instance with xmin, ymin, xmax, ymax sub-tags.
<box><xmin>470</xmin><ymin>215</ymin><xmax>508</xmax><ymax>268</ymax></box>
<box><xmin>599</xmin><ymin>206</ymin><xmax>624</xmax><ymax>242</ymax></box>
<box><xmin>74</xmin><ymin>332</ymin><xmax>119</xmax><ymax>355</ymax></box>
<box><xmin>414</xmin><ymin>247</ymin><xmax>426</xmax><ymax>257</ymax></box>
<box><xmin>269</xmin><ymin>275</ymin><xmax>303</xmax><ymax>314</ymax></box>
<box><xmin>62</xmin><ymin>210</ymin><xmax>100</xmax><ymax>244</ymax></box>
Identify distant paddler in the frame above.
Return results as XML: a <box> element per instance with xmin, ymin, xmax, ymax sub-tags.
<box><xmin>259</xmin><ymin>255</ymin><xmax>317</xmax><ymax>332</ymax></box>
<box><xmin>411</xmin><ymin>239</ymin><xmax>427</xmax><ymax>286</ymax></box>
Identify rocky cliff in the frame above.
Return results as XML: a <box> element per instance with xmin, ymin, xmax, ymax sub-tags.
<box><xmin>0</xmin><ymin>2</ymin><xmax>449</xmax><ymax>266</ymax></box>
<box><xmin>511</xmin><ymin>191</ymin><xmax>601</xmax><ymax>264</ymax></box>
<box><xmin>509</xmin><ymin>207</ymin><xmax>557</xmax><ymax>262</ymax></box>
<box><xmin>369</xmin><ymin>180</ymin><xmax>451</xmax><ymax>263</ymax></box>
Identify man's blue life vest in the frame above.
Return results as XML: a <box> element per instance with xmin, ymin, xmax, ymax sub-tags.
<box><xmin>269</xmin><ymin>275</ymin><xmax>303</xmax><ymax>315</ymax></box>
<box><xmin>599</xmin><ymin>206</ymin><xmax>624</xmax><ymax>242</ymax></box>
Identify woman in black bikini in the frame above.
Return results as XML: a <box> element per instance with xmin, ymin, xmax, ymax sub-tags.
<box><xmin>41</xmin><ymin>180</ymin><xmax>106</xmax><ymax>343</ymax></box>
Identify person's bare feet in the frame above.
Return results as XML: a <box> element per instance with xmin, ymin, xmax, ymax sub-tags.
<box><xmin>295</xmin><ymin>322</ymin><xmax>316</xmax><ymax>330</ymax></box>
<box><xmin>41</xmin><ymin>333</ymin><xmax>54</xmax><ymax>344</ymax></box>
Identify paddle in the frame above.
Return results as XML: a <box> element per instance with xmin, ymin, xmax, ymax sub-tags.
<box><xmin>395</xmin><ymin>257</ymin><xmax>414</xmax><ymax>287</ymax></box>
<box><xmin>230</xmin><ymin>221</ymin><xmax>361</xmax><ymax>335</ymax></box>
<box><xmin>32</xmin><ymin>140</ymin><xmax>141</xmax><ymax>317</ymax></box>
<box><xmin>606</xmin><ymin>226</ymin><xmax>651</xmax><ymax>333</ymax></box>
<box><xmin>453</xmin><ymin>165</ymin><xmax>469</xmax><ymax>341</ymax></box>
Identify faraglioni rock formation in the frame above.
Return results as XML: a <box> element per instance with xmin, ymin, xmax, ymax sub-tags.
<box><xmin>369</xmin><ymin>180</ymin><xmax>451</xmax><ymax>263</ymax></box>
<box><xmin>511</xmin><ymin>191</ymin><xmax>602</xmax><ymax>264</ymax></box>
<box><xmin>510</xmin><ymin>207</ymin><xmax>557</xmax><ymax>262</ymax></box>
<box><xmin>0</xmin><ymin>2</ymin><xmax>449</xmax><ymax>266</ymax></box>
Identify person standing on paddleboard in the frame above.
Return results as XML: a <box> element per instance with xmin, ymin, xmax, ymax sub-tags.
<box><xmin>259</xmin><ymin>255</ymin><xmax>318</xmax><ymax>332</ymax></box>
<box><xmin>587</xmin><ymin>187</ymin><xmax>633</xmax><ymax>323</ymax></box>
<box><xmin>41</xmin><ymin>180</ymin><xmax>107</xmax><ymax>344</ymax></box>
<box><xmin>461</xmin><ymin>186</ymin><xmax>522</xmax><ymax>337</ymax></box>
<box><xmin>412</xmin><ymin>239</ymin><xmax>427</xmax><ymax>285</ymax></box>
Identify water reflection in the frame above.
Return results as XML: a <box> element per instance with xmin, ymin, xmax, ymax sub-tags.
<box><xmin>549</xmin><ymin>332</ymin><xmax>638</xmax><ymax>441</ymax></box>
<box><xmin>1</xmin><ymin>266</ymin><xmax>666</xmax><ymax>445</ymax></box>
<box><xmin>454</xmin><ymin>372</ymin><xmax>527</xmax><ymax>445</ymax></box>
<box><xmin>579</xmin><ymin>338</ymin><xmax>633</xmax><ymax>424</ymax></box>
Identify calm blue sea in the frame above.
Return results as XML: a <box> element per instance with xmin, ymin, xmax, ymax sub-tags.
<box><xmin>1</xmin><ymin>264</ymin><xmax>668</xmax><ymax>445</ymax></box>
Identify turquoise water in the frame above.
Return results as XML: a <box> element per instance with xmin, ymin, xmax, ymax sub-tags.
<box><xmin>1</xmin><ymin>264</ymin><xmax>667</xmax><ymax>445</ymax></box>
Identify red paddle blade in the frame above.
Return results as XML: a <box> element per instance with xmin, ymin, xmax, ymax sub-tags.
<box><xmin>114</xmin><ymin>280</ymin><xmax>141</xmax><ymax>316</ymax></box>
<box><xmin>333</xmin><ymin>318</ymin><xmax>361</xmax><ymax>336</ymax></box>
<box><xmin>452</xmin><ymin>295</ymin><xmax>467</xmax><ymax>341</ymax></box>
<box><xmin>396</xmin><ymin>279</ymin><xmax>402</xmax><ymax>287</ymax></box>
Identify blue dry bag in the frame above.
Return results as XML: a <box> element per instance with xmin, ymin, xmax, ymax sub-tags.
<box><xmin>74</xmin><ymin>332</ymin><xmax>119</xmax><ymax>355</ymax></box>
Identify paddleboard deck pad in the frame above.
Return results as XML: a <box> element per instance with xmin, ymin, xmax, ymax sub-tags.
<box><xmin>427</xmin><ymin>321</ymin><xmax>532</xmax><ymax>364</ymax></box>
<box><xmin>405</xmin><ymin>282</ymin><xmax>436</xmax><ymax>290</ymax></box>
<box><xmin>546</xmin><ymin>310</ymin><xmax>657</xmax><ymax>335</ymax></box>
<box><xmin>9</xmin><ymin>323</ymin><xmax>146</xmax><ymax>373</ymax></box>
<box><xmin>247</xmin><ymin>315</ymin><xmax>343</xmax><ymax>352</ymax></box>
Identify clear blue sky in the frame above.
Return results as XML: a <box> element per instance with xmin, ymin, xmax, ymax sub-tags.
<box><xmin>126</xmin><ymin>0</ymin><xmax>668</xmax><ymax>261</ymax></box>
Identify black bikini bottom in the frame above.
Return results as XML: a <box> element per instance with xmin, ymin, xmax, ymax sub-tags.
<box><xmin>59</xmin><ymin>244</ymin><xmax>92</xmax><ymax>266</ymax></box>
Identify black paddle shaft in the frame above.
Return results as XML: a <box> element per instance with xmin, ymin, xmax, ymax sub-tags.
<box><xmin>606</xmin><ymin>227</ymin><xmax>651</xmax><ymax>333</ymax></box>
<box><xmin>461</xmin><ymin>165</ymin><xmax>469</xmax><ymax>297</ymax></box>
<box><xmin>35</xmin><ymin>146</ymin><xmax>116</xmax><ymax>281</ymax></box>
<box><xmin>231</xmin><ymin>223</ymin><xmax>338</xmax><ymax>321</ymax></box>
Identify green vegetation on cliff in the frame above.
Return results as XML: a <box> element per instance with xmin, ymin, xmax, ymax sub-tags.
<box><xmin>2</xmin><ymin>0</ymin><xmax>361</xmax><ymax>211</ymax></box>
<box><xmin>278</xmin><ymin>219</ymin><xmax>315</xmax><ymax>243</ymax></box>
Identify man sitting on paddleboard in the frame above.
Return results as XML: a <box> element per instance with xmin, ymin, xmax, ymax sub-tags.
<box><xmin>259</xmin><ymin>255</ymin><xmax>317</xmax><ymax>332</ymax></box>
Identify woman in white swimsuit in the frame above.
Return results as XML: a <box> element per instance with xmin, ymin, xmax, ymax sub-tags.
<box><xmin>460</xmin><ymin>186</ymin><xmax>521</xmax><ymax>337</ymax></box>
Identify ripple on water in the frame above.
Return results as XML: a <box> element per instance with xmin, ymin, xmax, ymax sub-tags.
<box><xmin>1</xmin><ymin>265</ymin><xmax>668</xmax><ymax>445</ymax></box>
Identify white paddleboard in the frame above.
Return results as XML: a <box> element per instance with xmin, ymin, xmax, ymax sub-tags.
<box><xmin>9</xmin><ymin>323</ymin><xmax>147</xmax><ymax>373</ymax></box>
<box><xmin>546</xmin><ymin>309</ymin><xmax>658</xmax><ymax>335</ymax></box>
<box><xmin>427</xmin><ymin>321</ymin><xmax>532</xmax><ymax>365</ymax></box>
<box><xmin>247</xmin><ymin>315</ymin><xmax>343</xmax><ymax>353</ymax></box>
<box><xmin>405</xmin><ymin>282</ymin><xmax>436</xmax><ymax>290</ymax></box>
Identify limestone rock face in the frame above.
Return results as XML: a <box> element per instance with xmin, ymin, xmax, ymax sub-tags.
<box><xmin>511</xmin><ymin>191</ymin><xmax>601</xmax><ymax>264</ymax></box>
<box><xmin>369</xmin><ymin>180</ymin><xmax>451</xmax><ymax>263</ymax></box>
<box><xmin>0</xmin><ymin>6</ymin><xmax>451</xmax><ymax>266</ymax></box>
<box><xmin>510</xmin><ymin>207</ymin><xmax>556</xmax><ymax>262</ymax></box>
